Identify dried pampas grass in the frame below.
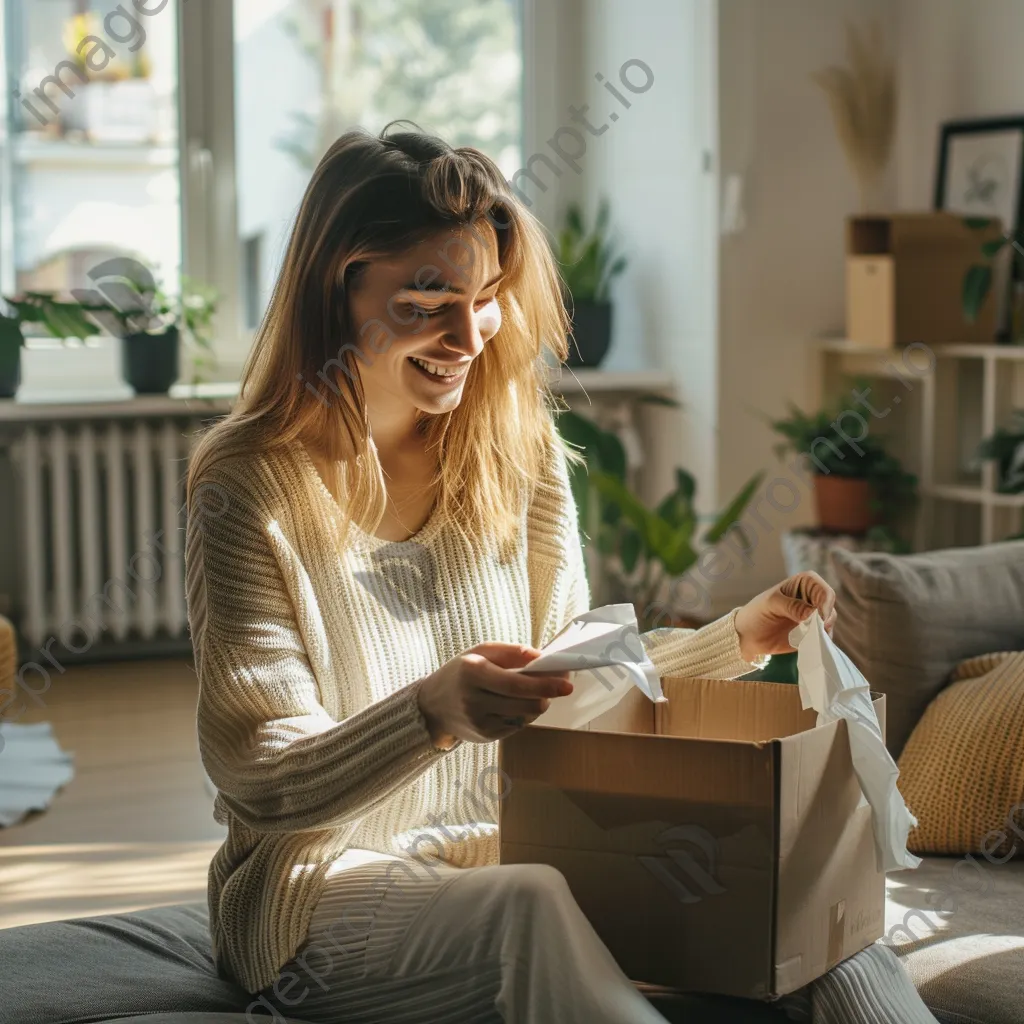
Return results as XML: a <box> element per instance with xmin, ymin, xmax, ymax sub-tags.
<box><xmin>813</xmin><ymin>19</ymin><xmax>897</xmax><ymax>211</ymax></box>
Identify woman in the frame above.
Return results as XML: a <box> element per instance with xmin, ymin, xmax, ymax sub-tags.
<box><xmin>185</xmin><ymin>124</ymin><xmax>933</xmax><ymax>1023</ymax></box>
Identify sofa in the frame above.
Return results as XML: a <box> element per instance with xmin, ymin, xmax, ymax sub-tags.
<box><xmin>3</xmin><ymin>541</ymin><xmax>1022</xmax><ymax>1024</ymax></box>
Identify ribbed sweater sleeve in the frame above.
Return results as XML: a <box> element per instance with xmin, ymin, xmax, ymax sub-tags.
<box><xmin>641</xmin><ymin>609</ymin><xmax>766</xmax><ymax>680</ymax></box>
<box><xmin>185</xmin><ymin>460</ymin><xmax>452</xmax><ymax>836</ymax></box>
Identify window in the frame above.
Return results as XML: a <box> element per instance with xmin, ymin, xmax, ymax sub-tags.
<box><xmin>1</xmin><ymin>0</ymin><xmax>181</xmax><ymax>298</ymax></box>
<box><xmin>1</xmin><ymin>0</ymin><xmax>524</xmax><ymax>386</ymax></box>
<box><xmin>232</xmin><ymin>0</ymin><xmax>525</xmax><ymax>332</ymax></box>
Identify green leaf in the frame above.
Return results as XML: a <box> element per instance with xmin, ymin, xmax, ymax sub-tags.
<box><xmin>596</xmin><ymin>522</ymin><xmax>619</xmax><ymax>556</ymax></box>
<box><xmin>981</xmin><ymin>238</ymin><xmax>1008</xmax><ymax>259</ymax></box>
<box><xmin>965</xmin><ymin>217</ymin><xmax>996</xmax><ymax>230</ymax></box>
<box><xmin>704</xmin><ymin>471</ymin><xmax>764</xmax><ymax>544</ymax></box>
<box><xmin>567</xmin><ymin>459</ymin><xmax>590</xmax><ymax>540</ymax></box>
<box><xmin>556</xmin><ymin>411</ymin><xmax>626</xmax><ymax>480</ymax></box>
<box><xmin>619</xmin><ymin>526</ymin><xmax>642</xmax><ymax>574</ymax></box>
<box><xmin>565</xmin><ymin>203</ymin><xmax>584</xmax><ymax>238</ymax></box>
<box><xmin>590</xmin><ymin>472</ymin><xmax>656</xmax><ymax>550</ymax></box>
<box><xmin>660</xmin><ymin>527</ymin><xmax>699</xmax><ymax>576</ymax></box>
<box><xmin>962</xmin><ymin>264</ymin><xmax>993</xmax><ymax>323</ymax></box>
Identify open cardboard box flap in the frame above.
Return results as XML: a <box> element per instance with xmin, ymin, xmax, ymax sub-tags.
<box><xmin>499</xmin><ymin>676</ymin><xmax>887</xmax><ymax>1000</ymax></box>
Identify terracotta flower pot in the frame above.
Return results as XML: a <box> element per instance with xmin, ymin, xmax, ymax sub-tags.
<box><xmin>813</xmin><ymin>475</ymin><xmax>877</xmax><ymax>535</ymax></box>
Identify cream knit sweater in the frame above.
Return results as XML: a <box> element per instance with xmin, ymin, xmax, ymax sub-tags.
<box><xmin>184</xmin><ymin>436</ymin><xmax>761</xmax><ymax>994</ymax></box>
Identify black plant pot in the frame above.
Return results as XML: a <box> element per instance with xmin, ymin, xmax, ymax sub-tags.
<box><xmin>122</xmin><ymin>327</ymin><xmax>180</xmax><ymax>395</ymax></box>
<box><xmin>0</xmin><ymin>346</ymin><xmax>20</xmax><ymax>399</ymax></box>
<box><xmin>566</xmin><ymin>300</ymin><xmax>613</xmax><ymax>368</ymax></box>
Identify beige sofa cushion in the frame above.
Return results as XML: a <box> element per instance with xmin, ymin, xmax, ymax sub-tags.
<box><xmin>830</xmin><ymin>541</ymin><xmax>1024</xmax><ymax>757</ymax></box>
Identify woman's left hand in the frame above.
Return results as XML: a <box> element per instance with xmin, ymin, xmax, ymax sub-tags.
<box><xmin>734</xmin><ymin>571</ymin><xmax>837</xmax><ymax>663</ymax></box>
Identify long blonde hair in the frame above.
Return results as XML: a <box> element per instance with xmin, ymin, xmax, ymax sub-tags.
<box><xmin>187</xmin><ymin>122</ymin><xmax>573</xmax><ymax>555</ymax></box>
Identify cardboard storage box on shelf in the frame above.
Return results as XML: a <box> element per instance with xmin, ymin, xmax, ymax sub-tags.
<box><xmin>498</xmin><ymin>676</ymin><xmax>887</xmax><ymax>1001</ymax></box>
<box><xmin>846</xmin><ymin>211</ymin><xmax>1001</xmax><ymax>348</ymax></box>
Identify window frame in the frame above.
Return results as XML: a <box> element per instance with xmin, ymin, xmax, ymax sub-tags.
<box><xmin>1</xmin><ymin>0</ymin><xmax>531</xmax><ymax>387</ymax></box>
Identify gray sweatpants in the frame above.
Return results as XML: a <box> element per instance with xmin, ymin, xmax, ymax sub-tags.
<box><xmin>252</xmin><ymin>850</ymin><xmax>937</xmax><ymax>1024</ymax></box>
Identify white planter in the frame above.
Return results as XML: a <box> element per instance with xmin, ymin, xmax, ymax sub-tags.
<box><xmin>18</xmin><ymin>337</ymin><xmax>132</xmax><ymax>403</ymax></box>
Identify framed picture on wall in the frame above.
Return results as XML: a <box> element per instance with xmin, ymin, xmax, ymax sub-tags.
<box><xmin>935</xmin><ymin>116</ymin><xmax>1024</xmax><ymax>344</ymax></box>
<box><xmin>934</xmin><ymin>116</ymin><xmax>1024</xmax><ymax>235</ymax></box>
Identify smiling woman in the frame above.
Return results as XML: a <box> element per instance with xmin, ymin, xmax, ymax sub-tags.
<box><xmin>179</xmin><ymin>122</ymin><xmax>862</xmax><ymax>1024</ymax></box>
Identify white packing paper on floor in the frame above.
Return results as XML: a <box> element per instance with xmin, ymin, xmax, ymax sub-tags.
<box><xmin>0</xmin><ymin>721</ymin><xmax>75</xmax><ymax>828</ymax></box>
<box><xmin>516</xmin><ymin>603</ymin><xmax>664</xmax><ymax>730</ymax></box>
<box><xmin>790</xmin><ymin>611</ymin><xmax>922</xmax><ymax>873</ymax></box>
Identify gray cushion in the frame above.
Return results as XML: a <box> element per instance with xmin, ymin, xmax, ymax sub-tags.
<box><xmin>2</xmin><ymin>900</ymin><xmax>783</xmax><ymax>1024</ymax></box>
<box><xmin>94</xmin><ymin>1017</ymin><xmax>311</xmax><ymax>1023</ymax></box>
<box><xmin>887</xmin><ymin>855</ymin><xmax>1024</xmax><ymax>1024</ymax></box>
<box><xmin>0</xmin><ymin>902</ymin><xmax>256</xmax><ymax>1024</ymax></box>
<box><xmin>831</xmin><ymin>541</ymin><xmax>1024</xmax><ymax>756</ymax></box>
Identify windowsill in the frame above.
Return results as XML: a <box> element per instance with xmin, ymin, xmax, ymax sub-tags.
<box><xmin>4</xmin><ymin>342</ymin><xmax>673</xmax><ymax>423</ymax></box>
<box><xmin>0</xmin><ymin>383</ymin><xmax>237</xmax><ymax>423</ymax></box>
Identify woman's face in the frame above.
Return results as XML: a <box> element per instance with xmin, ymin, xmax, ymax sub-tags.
<box><xmin>347</xmin><ymin>219</ymin><xmax>504</xmax><ymax>418</ymax></box>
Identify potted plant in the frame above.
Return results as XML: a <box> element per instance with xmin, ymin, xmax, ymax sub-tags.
<box><xmin>75</xmin><ymin>264</ymin><xmax>219</xmax><ymax>394</ymax></box>
<box><xmin>975</xmin><ymin>411</ymin><xmax>1024</xmax><ymax>492</ymax></box>
<box><xmin>963</xmin><ymin>217</ymin><xmax>1024</xmax><ymax>344</ymax></box>
<box><xmin>555</xmin><ymin>198</ymin><xmax>627</xmax><ymax>368</ymax></box>
<box><xmin>0</xmin><ymin>292</ymin><xmax>107</xmax><ymax>398</ymax></box>
<box><xmin>558</xmin><ymin>407</ymin><xmax>762</xmax><ymax>631</ymax></box>
<box><xmin>770</xmin><ymin>394</ymin><xmax>917</xmax><ymax>539</ymax></box>
<box><xmin>0</xmin><ymin>307</ymin><xmax>23</xmax><ymax>399</ymax></box>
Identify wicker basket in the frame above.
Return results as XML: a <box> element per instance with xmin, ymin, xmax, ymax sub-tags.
<box><xmin>0</xmin><ymin>615</ymin><xmax>15</xmax><ymax>696</ymax></box>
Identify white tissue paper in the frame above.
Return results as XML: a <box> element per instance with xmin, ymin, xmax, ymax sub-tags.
<box><xmin>790</xmin><ymin>611</ymin><xmax>922</xmax><ymax>873</ymax></box>
<box><xmin>515</xmin><ymin>603</ymin><xmax>664</xmax><ymax>730</ymax></box>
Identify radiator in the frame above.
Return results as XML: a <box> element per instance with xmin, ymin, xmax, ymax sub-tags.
<box><xmin>9</xmin><ymin>417</ymin><xmax>208</xmax><ymax>657</ymax></box>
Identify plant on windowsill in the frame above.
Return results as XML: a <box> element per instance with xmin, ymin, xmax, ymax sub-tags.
<box><xmin>557</xmin><ymin>407</ymin><xmax>763</xmax><ymax>632</ymax></box>
<box><xmin>0</xmin><ymin>293</ymin><xmax>106</xmax><ymax>399</ymax></box>
<box><xmin>555</xmin><ymin>198</ymin><xmax>627</xmax><ymax>369</ymax></box>
<box><xmin>76</xmin><ymin>263</ymin><xmax>220</xmax><ymax>394</ymax></box>
<box><xmin>769</xmin><ymin>390</ymin><xmax>917</xmax><ymax>549</ymax></box>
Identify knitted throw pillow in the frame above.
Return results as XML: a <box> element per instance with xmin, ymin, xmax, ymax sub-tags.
<box><xmin>897</xmin><ymin>651</ymin><xmax>1024</xmax><ymax>858</ymax></box>
<box><xmin>0</xmin><ymin>614</ymin><xmax>15</xmax><ymax>698</ymax></box>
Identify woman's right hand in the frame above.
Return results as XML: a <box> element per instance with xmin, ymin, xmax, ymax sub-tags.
<box><xmin>416</xmin><ymin>642</ymin><xmax>574</xmax><ymax>748</ymax></box>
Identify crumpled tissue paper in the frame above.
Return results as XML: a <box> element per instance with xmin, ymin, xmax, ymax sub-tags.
<box><xmin>790</xmin><ymin>610</ymin><xmax>921</xmax><ymax>873</ymax></box>
<box><xmin>515</xmin><ymin>604</ymin><xmax>663</xmax><ymax>730</ymax></box>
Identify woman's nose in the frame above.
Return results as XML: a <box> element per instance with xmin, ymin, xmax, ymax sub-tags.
<box><xmin>441</xmin><ymin>304</ymin><xmax>495</xmax><ymax>357</ymax></box>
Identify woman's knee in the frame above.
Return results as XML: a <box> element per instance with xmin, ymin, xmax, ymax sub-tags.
<box><xmin>491</xmin><ymin>862</ymin><xmax>570</xmax><ymax>902</ymax></box>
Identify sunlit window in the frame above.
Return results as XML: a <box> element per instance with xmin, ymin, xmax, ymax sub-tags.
<box><xmin>233</xmin><ymin>0</ymin><xmax>524</xmax><ymax>327</ymax></box>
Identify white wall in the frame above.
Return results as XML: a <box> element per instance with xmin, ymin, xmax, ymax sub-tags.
<box><xmin>573</xmin><ymin>0</ymin><xmax>720</xmax><ymax>514</ymax></box>
<box><xmin>712</xmin><ymin>0</ymin><xmax>897</xmax><ymax>610</ymax></box>
<box><xmin>895</xmin><ymin>0</ymin><xmax>1024</xmax><ymax>209</ymax></box>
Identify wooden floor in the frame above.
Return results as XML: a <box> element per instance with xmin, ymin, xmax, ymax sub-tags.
<box><xmin>0</xmin><ymin>657</ymin><xmax>226</xmax><ymax>929</ymax></box>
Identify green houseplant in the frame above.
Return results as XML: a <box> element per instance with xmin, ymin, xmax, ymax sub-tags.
<box><xmin>975</xmin><ymin>411</ymin><xmax>1024</xmax><ymax>493</ymax></box>
<box><xmin>73</xmin><ymin>262</ymin><xmax>219</xmax><ymax>393</ymax></box>
<box><xmin>558</xmin><ymin>407</ymin><xmax>762</xmax><ymax>631</ymax></box>
<box><xmin>962</xmin><ymin>217</ymin><xmax>1024</xmax><ymax>344</ymax></box>
<box><xmin>555</xmin><ymin>198</ymin><xmax>627</xmax><ymax>369</ymax></box>
<box><xmin>0</xmin><ymin>292</ymin><xmax>106</xmax><ymax>398</ymax></box>
<box><xmin>769</xmin><ymin>392</ymin><xmax>917</xmax><ymax>544</ymax></box>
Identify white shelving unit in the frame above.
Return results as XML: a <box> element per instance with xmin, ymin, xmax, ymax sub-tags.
<box><xmin>818</xmin><ymin>339</ymin><xmax>1024</xmax><ymax>549</ymax></box>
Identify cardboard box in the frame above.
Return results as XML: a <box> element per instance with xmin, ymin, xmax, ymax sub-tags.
<box><xmin>498</xmin><ymin>676</ymin><xmax>887</xmax><ymax>1001</ymax></box>
<box><xmin>846</xmin><ymin>212</ymin><xmax>1001</xmax><ymax>348</ymax></box>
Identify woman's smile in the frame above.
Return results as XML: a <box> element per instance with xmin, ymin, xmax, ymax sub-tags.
<box><xmin>407</xmin><ymin>356</ymin><xmax>472</xmax><ymax>387</ymax></box>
